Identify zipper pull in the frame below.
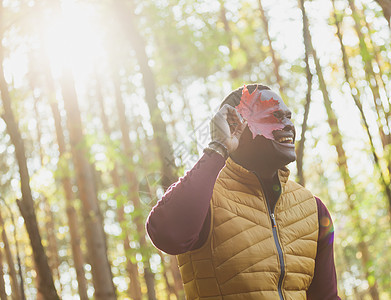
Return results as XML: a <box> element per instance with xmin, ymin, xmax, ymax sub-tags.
<box><xmin>270</xmin><ymin>213</ymin><xmax>277</xmax><ymax>228</ymax></box>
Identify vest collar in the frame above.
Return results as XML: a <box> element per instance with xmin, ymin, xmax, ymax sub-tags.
<box><xmin>223</xmin><ymin>157</ymin><xmax>290</xmax><ymax>191</ymax></box>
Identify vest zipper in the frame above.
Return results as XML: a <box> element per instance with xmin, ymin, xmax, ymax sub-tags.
<box><xmin>270</xmin><ymin>212</ymin><xmax>285</xmax><ymax>300</ymax></box>
<box><xmin>254</xmin><ymin>171</ymin><xmax>286</xmax><ymax>300</ymax></box>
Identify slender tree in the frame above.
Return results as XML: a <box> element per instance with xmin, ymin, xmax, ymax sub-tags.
<box><xmin>32</xmin><ymin>5</ymin><xmax>90</xmax><ymax>297</ymax></box>
<box><xmin>219</xmin><ymin>0</ymin><xmax>239</xmax><ymax>81</ymax></box>
<box><xmin>47</xmin><ymin>93</ymin><xmax>89</xmax><ymax>300</ymax></box>
<box><xmin>176</xmin><ymin>83</ymin><xmax>199</xmax><ymax>157</ymax></box>
<box><xmin>94</xmin><ymin>73</ymin><xmax>142</xmax><ymax>300</ymax></box>
<box><xmin>0</xmin><ymin>2</ymin><xmax>59</xmax><ymax>298</ymax></box>
<box><xmin>113</xmin><ymin>0</ymin><xmax>177</xmax><ymax>189</ymax></box>
<box><xmin>0</xmin><ymin>212</ymin><xmax>20</xmax><ymax>300</ymax></box>
<box><xmin>157</xmin><ymin>252</ymin><xmax>178</xmax><ymax>300</ymax></box>
<box><xmin>113</xmin><ymin>1</ymin><xmax>186</xmax><ymax>298</ymax></box>
<box><xmin>110</xmin><ymin>61</ymin><xmax>157</xmax><ymax>300</ymax></box>
<box><xmin>218</xmin><ymin>0</ymin><xmax>256</xmax><ymax>86</ymax></box>
<box><xmin>39</xmin><ymin>2</ymin><xmax>117</xmax><ymax>298</ymax></box>
<box><xmin>348</xmin><ymin>0</ymin><xmax>391</xmax><ymax>157</ymax></box>
<box><xmin>374</xmin><ymin>0</ymin><xmax>391</xmax><ymax>26</ymax></box>
<box><xmin>60</xmin><ymin>65</ymin><xmax>116</xmax><ymax>299</ymax></box>
<box><xmin>295</xmin><ymin>4</ymin><xmax>313</xmax><ymax>186</ymax></box>
<box><xmin>161</xmin><ymin>90</ymin><xmax>180</xmax><ymax>145</ymax></box>
<box><xmin>1</xmin><ymin>202</ymin><xmax>24</xmax><ymax>300</ymax></box>
<box><xmin>0</xmin><ymin>246</ymin><xmax>6</xmax><ymax>300</ymax></box>
<box><xmin>361</xmin><ymin>10</ymin><xmax>391</xmax><ymax>105</ymax></box>
<box><xmin>331</xmin><ymin>1</ymin><xmax>391</xmax><ymax>219</ymax></box>
<box><xmin>299</xmin><ymin>0</ymin><xmax>380</xmax><ymax>298</ymax></box>
<box><xmin>257</xmin><ymin>0</ymin><xmax>286</xmax><ymax>96</ymax></box>
<box><xmin>28</xmin><ymin>68</ymin><xmax>63</xmax><ymax>295</ymax></box>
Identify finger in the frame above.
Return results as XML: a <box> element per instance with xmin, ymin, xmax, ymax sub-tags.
<box><xmin>233</xmin><ymin>121</ymin><xmax>247</xmax><ymax>138</ymax></box>
<box><xmin>225</xmin><ymin>106</ymin><xmax>243</xmax><ymax>125</ymax></box>
<box><xmin>220</xmin><ymin>104</ymin><xmax>242</xmax><ymax>120</ymax></box>
<box><xmin>219</xmin><ymin>104</ymin><xmax>234</xmax><ymax>118</ymax></box>
<box><xmin>234</xmin><ymin>107</ymin><xmax>244</xmax><ymax>123</ymax></box>
<box><xmin>216</xmin><ymin>108</ymin><xmax>237</xmax><ymax>129</ymax></box>
<box><xmin>230</xmin><ymin>108</ymin><xmax>244</xmax><ymax>126</ymax></box>
<box><xmin>217</xmin><ymin>105</ymin><xmax>245</xmax><ymax>138</ymax></box>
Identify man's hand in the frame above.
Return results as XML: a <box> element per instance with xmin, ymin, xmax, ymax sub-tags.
<box><xmin>209</xmin><ymin>104</ymin><xmax>247</xmax><ymax>154</ymax></box>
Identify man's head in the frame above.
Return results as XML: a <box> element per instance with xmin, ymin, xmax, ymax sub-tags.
<box><xmin>220</xmin><ymin>84</ymin><xmax>296</xmax><ymax>172</ymax></box>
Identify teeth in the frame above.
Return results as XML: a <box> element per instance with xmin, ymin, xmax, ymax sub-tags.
<box><xmin>278</xmin><ymin>137</ymin><xmax>293</xmax><ymax>143</ymax></box>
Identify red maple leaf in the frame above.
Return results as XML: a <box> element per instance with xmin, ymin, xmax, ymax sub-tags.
<box><xmin>235</xmin><ymin>85</ymin><xmax>285</xmax><ymax>140</ymax></box>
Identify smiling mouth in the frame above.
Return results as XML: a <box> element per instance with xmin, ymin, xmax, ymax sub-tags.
<box><xmin>277</xmin><ymin>137</ymin><xmax>294</xmax><ymax>144</ymax></box>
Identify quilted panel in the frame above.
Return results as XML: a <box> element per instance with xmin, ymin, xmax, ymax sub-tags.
<box><xmin>177</xmin><ymin>158</ymin><xmax>318</xmax><ymax>299</ymax></box>
<box><xmin>276</xmin><ymin>181</ymin><xmax>318</xmax><ymax>293</ymax></box>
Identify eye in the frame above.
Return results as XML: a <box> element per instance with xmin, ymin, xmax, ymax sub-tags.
<box><xmin>287</xmin><ymin>113</ymin><xmax>292</xmax><ymax>119</ymax></box>
<box><xmin>273</xmin><ymin>111</ymin><xmax>284</xmax><ymax>119</ymax></box>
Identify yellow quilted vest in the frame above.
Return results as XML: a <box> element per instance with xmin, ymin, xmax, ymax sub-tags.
<box><xmin>177</xmin><ymin>157</ymin><xmax>319</xmax><ymax>300</ymax></box>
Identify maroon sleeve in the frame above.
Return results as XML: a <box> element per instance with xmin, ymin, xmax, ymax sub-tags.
<box><xmin>146</xmin><ymin>152</ymin><xmax>225</xmax><ymax>255</ymax></box>
<box><xmin>307</xmin><ymin>197</ymin><xmax>340</xmax><ymax>300</ymax></box>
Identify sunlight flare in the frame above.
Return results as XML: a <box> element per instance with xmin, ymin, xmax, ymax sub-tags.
<box><xmin>42</xmin><ymin>1</ymin><xmax>103</xmax><ymax>79</ymax></box>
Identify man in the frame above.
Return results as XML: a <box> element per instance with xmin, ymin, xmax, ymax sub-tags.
<box><xmin>146</xmin><ymin>84</ymin><xmax>340</xmax><ymax>299</ymax></box>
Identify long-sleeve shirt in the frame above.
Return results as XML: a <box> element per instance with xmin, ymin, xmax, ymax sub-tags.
<box><xmin>146</xmin><ymin>152</ymin><xmax>340</xmax><ymax>299</ymax></box>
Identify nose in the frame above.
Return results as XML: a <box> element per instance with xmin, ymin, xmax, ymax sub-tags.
<box><xmin>282</xmin><ymin>118</ymin><xmax>294</xmax><ymax>132</ymax></box>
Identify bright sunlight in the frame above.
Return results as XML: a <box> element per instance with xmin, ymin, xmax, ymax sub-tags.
<box><xmin>41</xmin><ymin>1</ymin><xmax>104</xmax><ymax>80</ymax></box>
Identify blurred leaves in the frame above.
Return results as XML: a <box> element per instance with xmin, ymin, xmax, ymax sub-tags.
<box><xmin>0</xmin><ymin>0</ymin><xmax>390</xmax><ymax>298</ymax></box>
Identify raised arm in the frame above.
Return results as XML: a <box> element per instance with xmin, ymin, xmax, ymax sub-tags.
<box><xmin>146</xmin><ymin>105</ymin><xmax>246</xmax><ymax>255</ymax></box>
<box><xmin>146</xmin><ymin>152</ymin><xmax>224</xmax><ymax>254</ymax></box>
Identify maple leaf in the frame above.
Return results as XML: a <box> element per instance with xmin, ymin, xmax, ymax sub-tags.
<box><xmin>235</xmin><ymin>85</ymin><xmax>285</xmax><ymax>140</ymax></box>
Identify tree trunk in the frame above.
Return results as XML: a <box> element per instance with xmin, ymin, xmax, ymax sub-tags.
<box><xmin>31</xmin><ymin>93</ymin><xmax>45</xmax><ymax>166</ymax></box>
<box><xmin>219</xmin><ymin>0</ymin><xmax>238</xmax><ymax>81</ymax></box>
<box><xmin>361</xmin><ymin>11</ymin><xmax>391</xmax><ymax>106</ymax></box>
<box><xmin>2</xmin><ymin>203</ymin><xmax>25</xmax><ymax>300</ymax></box>
<box><xmin>0</xmin><ymin>212</ymin><xmax>20</xmax><ymax>300</ymax></box>
<box><xmin>0</xmin><ymin>4</ymin><xmax>59</xmax><ymax>297</ymax></box>
<box><xmin>43</xmin><ymin>201</ymin><xmax>62</xmax><ymax>294</ymax></box>
<box><xmin>114</xmin><ymin>1</ymin><xmax>187</xmax><ymax>297</ymax></box>
<box><xmin>35</xmin><ymin>22</ymin><xmax>90</xmax><ymax>297</ymax></box>
<box><xmin>168</xmin><ymin>255</ymin><xmax>184</xmax><ymax>299</ymax></box>
<box><xmin>111</xmin><ymin>64</ymin><xmax>157</xmax><ymax>300</ymax></box>
<box><xmin>299</xmin><ymin>1</ymin><xmax>380</xmax><ymax>299</ymax></box>
<box><xmin>114</xmin><ymin>0</ymin><xmax>177</xmax><ymax>189</ymax></box>
<box><xmin>29</xmin><ymin>76</ymin><xmax>63</xmax><ymax>296</ymax></box>
<box><xmin>0</xmin><ymin>246</ymin><xmax>7</xmax><ymax>300</ymax></box>
<box><xmin>95</xmin><ymin>74</ymin><xmax>142</xmax><ymax>300</ymax></box>
<box><xmin>348</xmin><ymin>0</ymin><xmax>391</xmax><ymax>154</ymax></box>
<box><xmin>295</xmin><ymin>5</ymin><xmax>313</xmax><ymax>186</ymax></box>
<box><xmin>42</xmin><ymin>1</ymin><xmax>115</xmax><ymax>297</ymax></box>
<box><xmin>374</xmin><ymin>0</ymin><xmax>391</xmax><ymax>26</ymax></box>
<box><xmin>331</xmin><ymin>1</ymin><xmax>391</xmax><ymax>220</ymax></box>
<box><xmin>360</xmin><ymin>4</ymin><xmax>391</xmax><ymax>176</ymax></box>
<box><xmin>162</xmin><ymin>90</ymin><xmax>180</xmax><ymax>144</ymax></box>
<box><xmin>157</xmin><ymin>252</ymin><xmax>177</xmax><ymax>300</ymax></box>
<box><xmin>335</xmin><ymin>243</ymin><xmax>347</xmax><ymax>299</ymax></box>
<box><xmin>257</xmin><ymin>0</ymin><xmax>285</xmax><ymax>97</ymax></box>
<box><xmin>60</xmin><ymin>65</ymin><xmax>116</xmax><ymax>299</ymax></box>
<box><xmin>178</xmin><ymin>84</ymin><xmax>199</xmax><ymax>158</ymax></box>
<box><xmin>46</xmin><ymin>85</ymin><xmax>89</xmax><ymax>300</ymax></box>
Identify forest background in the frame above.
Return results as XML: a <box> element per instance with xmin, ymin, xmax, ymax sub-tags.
<box><xmin>0</xmin><ymin>0</ymin><xmax>390</xmax><ymax>299</ymax></box>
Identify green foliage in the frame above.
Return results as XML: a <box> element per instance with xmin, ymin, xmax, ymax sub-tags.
<box><xmin>0</xmin><ymin>0</ymin><xmax>391</xmax><ymax>298</ymax></box>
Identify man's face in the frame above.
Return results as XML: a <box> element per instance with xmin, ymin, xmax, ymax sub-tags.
<box><xmin>236</xmin><ymin>89</ymin><xmax>296</xmax><ymax>166</ymax></box>
<box><xmin>267</xmin><ymin>91</ymin><xmax>296</xmax><ymax>164</ymax></box>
